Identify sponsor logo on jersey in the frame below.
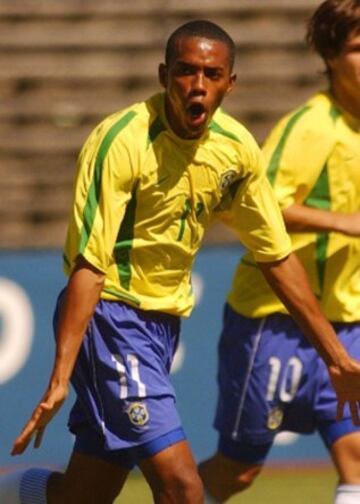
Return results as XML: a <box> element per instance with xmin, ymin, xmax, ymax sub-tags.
<box><xmin>267</xmin><ymin>406</ymin><xmax>284</xmax><ymax>430</ymax></box>
<box><xmin>220</xmin><ymin>169</ymin><xmax>237</xmax><ymax>192</ymax></box>
<box><xmin>127</xmin><ymin>402</ymin><xmax>149</xmax><ymax>426</ymax></box>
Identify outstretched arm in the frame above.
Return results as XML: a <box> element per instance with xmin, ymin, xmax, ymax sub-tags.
<box><xmin>283</xmin><ymin>204</ymin><xmax>360</xmax><ymax>236</ymax></box>
<box><xmin>258</xmin><ymin>252</ymin><xmax>360</xmax><ymax>425</ymax></box>
<box><xmin>11</xmin><ymin>255</ymin><xmax>105</xmax><ymax>455</ymax></box>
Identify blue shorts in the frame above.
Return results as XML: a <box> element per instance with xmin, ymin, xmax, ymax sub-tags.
<box><xmin>214</xmin><ymin>304</ymin><xmax>360</xmax><ymax>463</ymax></box>
<box><xmin>53</xmin><ymin>291</ymin><xmax>185</xmax><ymax>468</ymax></box>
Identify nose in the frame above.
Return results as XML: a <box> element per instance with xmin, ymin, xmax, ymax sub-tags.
<box><xmin>191</xmin><ymin>71</ymin><xmax>206</xmax><ymax>95</ymax></box>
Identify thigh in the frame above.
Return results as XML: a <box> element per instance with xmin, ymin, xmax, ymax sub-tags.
<box><xmin>139</xmin><ymin>439</ymin><xmax>197</xmax><ymax>484</ymax></box>
<box><xmin>67</xmin><ymin>300</ymin><xmax>183</xmax><ymax>452</ymax></box>
<box><xmin>330</xmin><ymin>431</ymin><xmax>360</xmax><ymax>483</ymax></box>
<box><xmin>138</xmin><ymin>439</ymin><xmax>201</xmax><ymax>499</ymax></box>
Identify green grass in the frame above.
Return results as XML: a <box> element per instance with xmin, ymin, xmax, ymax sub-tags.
<box><xmin>115</xmin><ymin>464</ymin><xmax>337</xmax><ymax>503</ymax></box>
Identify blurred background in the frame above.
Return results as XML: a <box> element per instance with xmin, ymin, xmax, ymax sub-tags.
<box><xmin>0</xmin><ymin>0</ymin><xmax>337</xmax><ymax>501</ymax></box>
<box><xmin>0</xmin><ymin>0</ymin><xmax>327</xmax><ymax>248</ymax></box>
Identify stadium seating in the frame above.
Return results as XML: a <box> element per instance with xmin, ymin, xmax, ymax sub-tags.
<box><xmin>0</xmin><ymin>0</ymin><xmax>323</xmax><ymax>247</ymax></box>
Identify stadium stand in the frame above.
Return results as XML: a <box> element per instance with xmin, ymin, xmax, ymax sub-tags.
<box><xmin>0</xmin><ymin>0</ymin><xmax>323</xmax><ymax>248</ymax></box>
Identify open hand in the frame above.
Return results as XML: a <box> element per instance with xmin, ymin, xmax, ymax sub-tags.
<box><xmin>11</xmin><ymin>384</ymin><xmax>68</xmax><ymax>455</ymax></box>
<box><xmin>329</xmin><ymin>359</ymin><xmax>360</xmax><ymax>425</ymax></box>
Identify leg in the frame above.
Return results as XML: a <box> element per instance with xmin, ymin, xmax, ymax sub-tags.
<box><xmin>315</xmin><ymin>324</ymin><xmax>360</xmax><ymax>503</ymax></box>
<box><xmin>199</xmin><ymin>452</ymin><xmax>263</xmax><ymax>502</ymax></box>
<box><xmin>328</xmin><ymin>430</ymin><xmax>360</xmax><ymax>504</ymax></box>
<box><xmin>331</xmin><ymin>431</ymin><xmax>360</xmax><ymax>483</ymax></box>
<box><xmin>199</xmin><ymin>437</ymin><xmax>271</xmax><ymax>502</ymax></box>
<box><xmin>0</xmin><ymin>451</ymin><xmax>129</xmax><ymax>504</ymax></box>
<box><xmin>139</xmin><ymin>439</ymin><xmax>203</xmax><ymax>504</ymax></box>
<box><xmin>48</xmin><ymin>451</ymin><xmax>130</xmax><ymax>504</ymax></box>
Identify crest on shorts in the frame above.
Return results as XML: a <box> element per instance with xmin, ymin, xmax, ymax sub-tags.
<box><xmin>127</xmin><ymin>402</ymin><xmax>149</xmax><ymax>426</ymax></box>
<box><xmin>220</xmin><ymin>169</ymin><xmax>237</xmax><ymax>192</ymax></box>
<box><xmin>267</xmin><ymin>406</ymin><xmax>284</xmax><ymax>430</ymax></box>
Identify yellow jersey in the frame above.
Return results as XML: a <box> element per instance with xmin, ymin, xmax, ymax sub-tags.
<box><xmin>64</xmin><ymin>93</ymin><xmax>291</xmax><ymax>316</ymax></box>
<box><xmin>229</xmin><ymin>92</ymin><xmax>360</xmax><ymax>322</ymax></box>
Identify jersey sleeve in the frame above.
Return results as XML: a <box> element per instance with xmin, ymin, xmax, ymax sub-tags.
<box><xmin>263</xmin><ymin>106</ymin><xmax>335</xmax><ymax>209</ymax></box>
<box><xmin>65</xmin><ymin>121</ymin><xmax>137</xmax><ymax>273</ymax></box>
<box><xmin>222</xmin><ymin>147</ymin><xmax>292</xmax><ymax>263</ymax></box>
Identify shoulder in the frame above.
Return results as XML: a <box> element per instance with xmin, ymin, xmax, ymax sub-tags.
<box><xmin>82</xmin><ymin>97</ymin><xmax>158</xmax><ymax>155</ymax></box>
<box><xmin>209</xmin><ymin>108</ymin><xmax>261</xmax><ymax>174</ymax></box>
<box><xmin>273</xmin><ymin>92</ymin><xmax>338</xmax><ymax>140</ymax></box>
<box><xmin>210</xmin><ymin>107</ymin><xmax>259</xmax><ymax>148</ymax></box>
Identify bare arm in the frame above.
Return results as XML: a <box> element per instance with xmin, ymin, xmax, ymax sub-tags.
<box><xmin>258</xmin><ymin>253</ymin><xmax>360</xmax><ymax>424</ymax></box>
<box><xmin>11</xmin><ymin>256</ymin><xmax>105</xmax><ymax>455</ymax></box>
<box><xmin>283</xmin><ymin>204</ymin><xmax>360</xmax><ymax>236</ymax></box>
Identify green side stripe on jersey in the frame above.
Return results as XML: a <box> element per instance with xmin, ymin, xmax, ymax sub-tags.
<box><xmin>79</xmin><ymin>110</ymin><xmax>137</xmax><ymax>253</ymax></box>
<box><xmin>103</xmin><ymin>287</ymin><xmax>141</xmax><ymax>306</ymax></box>
<box><xmin>63</xmin><ymin>253</ymin><xmax>70</xmax><ymax>269</ymax></box>
<box><xmin>113</xmin><ymin>182</ymin><xmax>139</xmax><ymax>290</ymax></box>
<box><xmin>147</xmin><ymin>116</ymin><xmax>166</xmax><ymax>148</ymax></box>
<box><xmin>329</xmin><ymin>104</ymin><xmax>341</xmax><ymax>122</ymax></box>
<box><xmin>304</xmin><ymin>163</ymin><xmax>331</xmax><ymax>292</ymax></box>
<box><xmin>209</xmin><ymin>121</ymin><xmax>242</xmax><ymax>143</ymax></box>
<box><xmin>267</xmin><ymin>106</ymin><xmax>311</xmax><ymax>186</ymax></box>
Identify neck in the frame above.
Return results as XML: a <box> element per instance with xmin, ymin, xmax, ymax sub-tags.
<box><xmin>331</xmin><ymin>81</ymin><xmax>360</xmax><ymax>120</ymax></box>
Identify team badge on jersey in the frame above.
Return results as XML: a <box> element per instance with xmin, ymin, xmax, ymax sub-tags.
<box><xmin>127</xmin><ymin>402</ymin><xmax>149</xmax><ymax>426</ymax></box>
<box><xmin>219</xmin><ymin>169</ymin><xmax>237</xmax><ymax>192</ymax></box>
<box><xmin>267</xmin><ymin>406</ymin><xmax>284</xmax><ymax>430</ymax></box>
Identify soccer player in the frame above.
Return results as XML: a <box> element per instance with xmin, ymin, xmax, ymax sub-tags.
<box><xmin>1</xmin><ymin>17</ymin><xmax>360</xmax><ymax>504</ymax></box>
<box><xmin>199</xmin><ymin>2</ymin><xmax>360</xmax><ymax>504</ymax></box>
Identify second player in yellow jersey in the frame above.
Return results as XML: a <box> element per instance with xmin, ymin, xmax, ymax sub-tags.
<box><xmin>229</xmin><ymin>91</ymin><xmax>360</xmax><ymax>322</ymax></box>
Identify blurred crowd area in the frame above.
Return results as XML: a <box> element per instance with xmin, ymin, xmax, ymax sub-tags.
<box><xmin>0</xmin><ymin>0</ymin><xmax>324</xmax><ymax>249</ymax></box>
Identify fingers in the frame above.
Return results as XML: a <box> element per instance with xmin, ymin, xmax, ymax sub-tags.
<box><xmin>11</xmin><ymin>403</ymin><xmax>48</xmax><ymax>456</ymax></box>
<box><xmin>337</xmin><ymin>398</ymin><xmax>360</xmax><ymax>426</ymax></box>
<box><xmin>336</xmin><ymin>399</ymin><xmax>345</xmax><ymax>422</ymax></box>
<box><xmin>10</xmin><ymin>387</ymin><xmax>67</xmax><ymax>456</ymax></box>
<box><xmin>349</xmin><ymin>401</ymin><xmax>360</xmax><ymax>426</ymax></box>
<box><xmin>34</xmin><ymin>427</ymin><xmax>45</xmax><ymax>449</ymax></box>
<box><xmin>11</xmin><ymin>433</ymin><xmax>32</xmax><ymax>455</ymax></box>
<box><xmin>12</xmin><ymin>422</ymin><xmax>47</xmax><ymax>455</ymax></box>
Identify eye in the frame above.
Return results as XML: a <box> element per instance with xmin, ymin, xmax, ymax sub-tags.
<box><xmin>175</xmin><ymin>63</ymin><xmax>196</xmax><ymax>76</ymax></box>
<box><xmin>205</xmin><ymin>68</ymin><xmax>222</xmax><ymax>80</ymax></box>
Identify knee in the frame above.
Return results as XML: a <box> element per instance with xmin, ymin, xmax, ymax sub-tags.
<box><xmin>176</xmin><ymin>468</ymin><xmax>204</xmax><ymax>502</ymax></box>
<box><xmin>155</xmin><ymin>467</ymin><xmax>204</xmax><ymax>504</ymax></box>
<box><xmin>234</xmin><ymin>464</ymin><xmax>261</xmax><ymax>490</ymax></box>
<box><xmin>199</xmin><ymin>455</ymin><xmax>262</xmax><ymax>501</ymax></box>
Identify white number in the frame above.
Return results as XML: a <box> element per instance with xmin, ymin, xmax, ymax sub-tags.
<box><xmin>279</xmin><ymin>357</ymin><xmax>303</xmax><ymax>402</ymax></box>
<box><xmin>266</xmin><ymin>356</ymin><xmax>303</xmax><ymax>403</ymax></box>
<box><xmin>111</xmin><ymin>354</ymin><xmax>127</xmax><ymax>399</ymax></box>
<box><xmin>111</xmin><ymin>353</ymin><xmax>146</xmax><ymax>399</ymax></box>
<box><xmin>266</xmin><ymin>357</ymin><xmax>281</xmax><ymax>401</ymax></box>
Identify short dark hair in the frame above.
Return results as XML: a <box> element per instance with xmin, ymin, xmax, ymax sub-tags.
<box><xmin>306</xmin><ymin>0</ymin><xmax>360</xmax><ymax>60</ymax></box>
<box><xmin>165</xmin><ymin>20</ymin><xmax>235</xmax><ymax>70</ymax></box>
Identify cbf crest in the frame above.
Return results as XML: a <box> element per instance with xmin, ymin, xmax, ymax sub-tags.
<box><xmin>267</xmin><ymin>406</ymin><xmax>284</xmax><ymax>430</ymax></box>
<box><xmin>127</xmin><ymin>402</ymin><xmax>149</xmax><ymax>426</ymax></box>
<box><xmin>220</xmin><ymin>169</ymin><xmax>237</xmax><ymax>192</ymax></box>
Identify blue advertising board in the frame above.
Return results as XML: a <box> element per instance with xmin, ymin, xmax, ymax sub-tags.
<box><xmin>0</xmin><ymin>248</ymin><xmax>328</xmax><ymax>468</ymax></box>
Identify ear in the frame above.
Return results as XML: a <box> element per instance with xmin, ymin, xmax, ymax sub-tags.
<box><xmin>226</xmin><ymin>73</ymin><xmax>237</xmax><ymax>95</ymax></box>
<box><xmin>326</xmin><ymin>57</ymin><xmax>337</xmax><ymax>70</ymax></box>
<box><xmin>158</xmin><ymin>63</ymin><xmax>167</xmax><ymax>88</ymax></box>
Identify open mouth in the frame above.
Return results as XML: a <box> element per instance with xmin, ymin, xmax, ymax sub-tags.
<box><xmin>187</xmin><ymin>102</ymin><xmax>206</xmax><ymax>120</ymax></box>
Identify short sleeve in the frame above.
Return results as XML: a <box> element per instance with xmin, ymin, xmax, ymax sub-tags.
<box><xmin>65</xmin><ymin>121</ymin><xmax>137</xmax><ymax>273</ymax></box>
<box><xmin>223</xmin><ymin>150</ymin><xmax>292</xmax><ymax>263</ymax></box>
